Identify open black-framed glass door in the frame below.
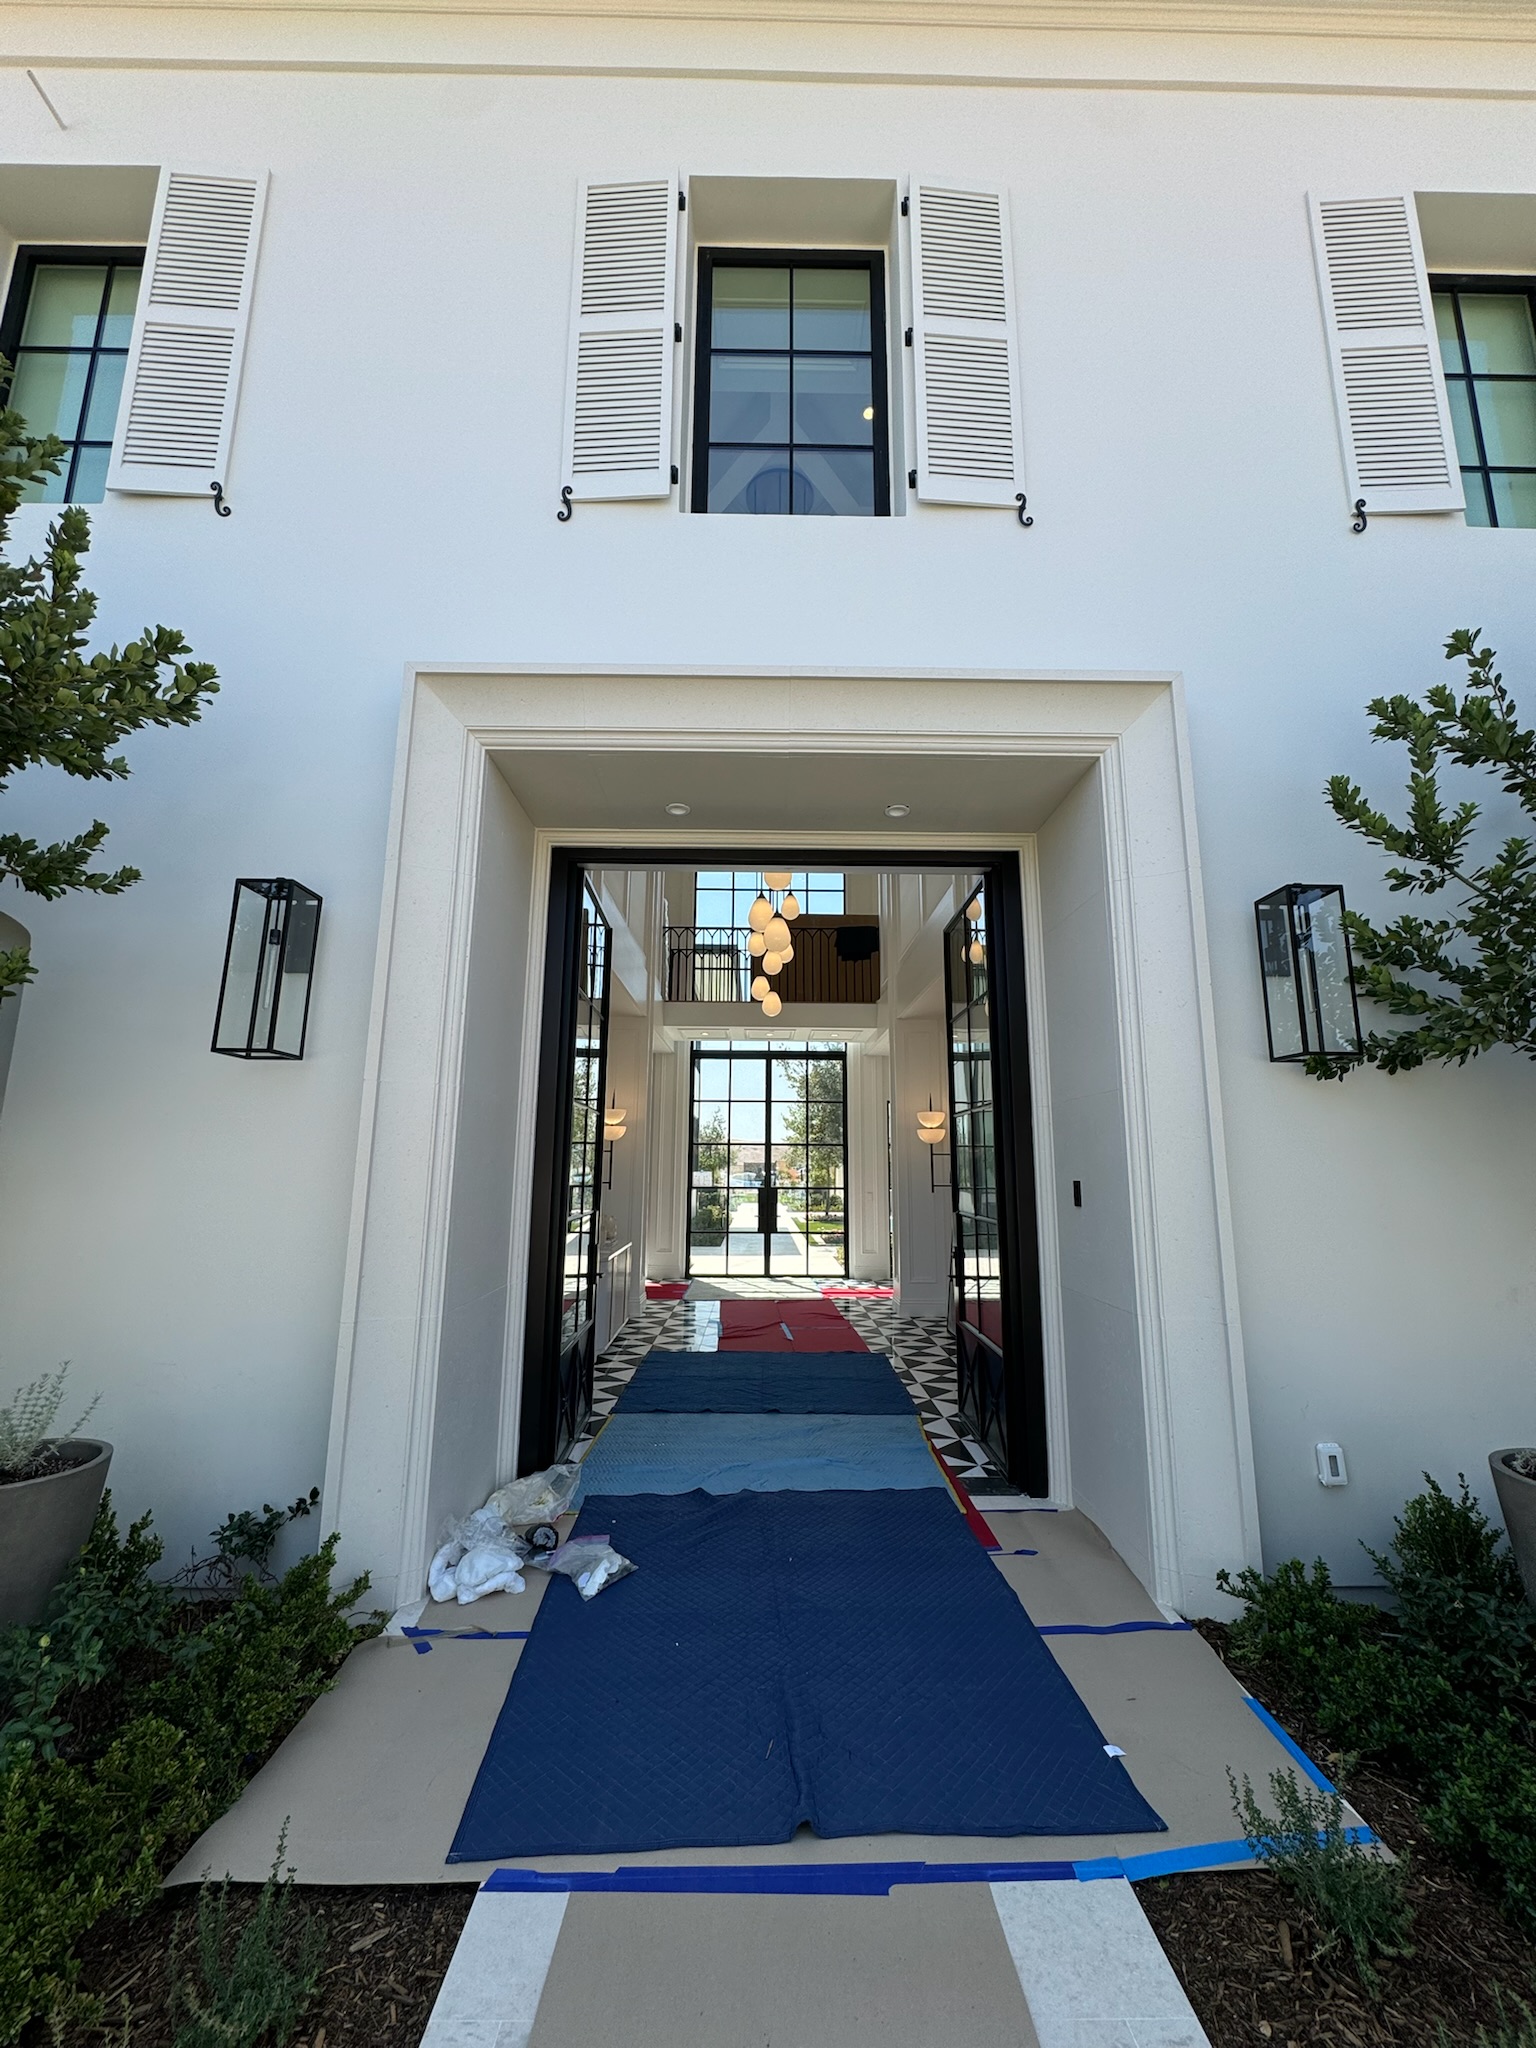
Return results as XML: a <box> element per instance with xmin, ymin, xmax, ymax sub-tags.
<box><xmin>520</xmin><ymin>866</ymin><xmax>612</xmax><ymax>1470</ymax></box>
<box><xmin>943</xmin><ymin>876</ymin><xmax>1049</xmax><ymax>1494</ymax></box>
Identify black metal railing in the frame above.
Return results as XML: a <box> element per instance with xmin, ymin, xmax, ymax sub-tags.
<box><xmin>664</xmin><ymin>920</ymin><xmax>880</xmax><ymax>1003</ymax></box>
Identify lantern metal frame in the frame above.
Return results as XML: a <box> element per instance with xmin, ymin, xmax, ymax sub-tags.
<box><xmin>211</xmin><ymin>877</ymin><xmax>323</xmax><ymax>1061</ymax></box>
<box><xmin>1253</xmin><ymin>882</ymin><xmax>1363</xmax><ymax>1065</ymax></box>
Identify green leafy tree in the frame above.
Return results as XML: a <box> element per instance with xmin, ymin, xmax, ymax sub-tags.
<box><xmin>1320</xmin><ymin>629</ymin><xmax>1536</xmax><ymax>1077</ymax></box>
<box><xmin>0</xmin><ymin>362</ymin><xmax>218</xmax><ymax>1002</ymax></box>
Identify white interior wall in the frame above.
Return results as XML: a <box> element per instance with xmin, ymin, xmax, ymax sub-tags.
<box><xmin>1036</xmin><ymin>766</ymin><xmax>1154</xmax><ymax>1588</ymax></box>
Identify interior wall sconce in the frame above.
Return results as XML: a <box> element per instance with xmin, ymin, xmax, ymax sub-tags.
<box><xmin>212</xmin><ymin>878</ymin><xmax>322</xmax><ymax>1060</ymax></box>
<box><xmin>917</xmin><ymin>1098</ymin><xmax>950</xmax><ymax>1191</ymax></box>
<box><xmin>602</xmin><ymin>1098</ymin><xmax>627</xmax><ymax>1187</ymax></box>
<box><xmin>1254</xmin><ymin>883</ymin><xmax>1363</xmax><ymax>1064</ymax></box>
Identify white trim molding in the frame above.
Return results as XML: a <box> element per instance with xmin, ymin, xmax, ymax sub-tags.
<box><xmin>325</xmin><ymin>664</ymin><xmax>1258</xmax><ymax>1617</ymax></box>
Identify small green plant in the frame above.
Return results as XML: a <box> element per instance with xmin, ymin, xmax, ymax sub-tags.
<box><xmin>0</xmin><ymin>1369</ymin><xmax>98</xmax><ymax>1481</ymax></box>
<box><xmin>1437</xmin><ymin>1991</ymin><xmax>1536</xmax><ymax>2047</ymax></box>
<box><xmin>171</xmin><ymin>1490</ymin><xmax>324</xmax><ymax>1594</ymax></box>
<box><xmin>169</xmin><ymin>1832</ymin><xmax>324</xmax><ymax>2048</ymax></box>
<box><xmin>1230</xmin><ymin>1766</ymin><xmax>1412</xmax><ymax>1992</ymax></box>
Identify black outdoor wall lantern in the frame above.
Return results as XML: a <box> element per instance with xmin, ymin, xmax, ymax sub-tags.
<box><xmin>212</xmin><ymin>879</ymin><xmax>323</xmax><ymax>1060</ymax></box>
<box><xmin>1254</xmin><ymin>883</ymin><xmax>1363</xmax><ymax>1063</ymax></box>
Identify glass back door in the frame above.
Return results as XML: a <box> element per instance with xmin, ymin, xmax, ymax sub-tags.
<box><xmin>688</xmin><ymin>1045</ymin><xmax>847</xmax><ymax>1277</ymax></box>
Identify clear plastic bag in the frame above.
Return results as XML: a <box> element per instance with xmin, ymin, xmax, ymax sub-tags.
<box><xmin>532</xmin><ymin>1534</ymin><xmax>636</xmax><ymax>1601</ymax></box>
<box><xmin>487</xmin><ymin>1462</ymin><xmax>582</xmax><ymax>1526</ymax></box>
<box><xmin>428</xmin><ymin>1503</ymin><xmax>528</xmax><ymax>1604</ymax></box>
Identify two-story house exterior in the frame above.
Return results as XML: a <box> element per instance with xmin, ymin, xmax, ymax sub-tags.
<box><xmin>1</xmin><ymin>0</ymin><xmax>1533</xmax><ymax>1619</ymax></box>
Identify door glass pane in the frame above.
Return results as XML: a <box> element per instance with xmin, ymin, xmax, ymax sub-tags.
<box><xmin>712</xmin><ymin>268</ymin><xmax>790</xmax><ymax>349</ymax></box>
<box><xmin>793</xmin><ymin>268</ymin><xmax>871</xmax><ymax>350</ymax></box>
<box><xmin>1458</xmin><ymin>294</ymin><xmax>1536</xmax><ymax>374</ymax></box>
<box><xmin>19</xmin><ymin>265</ymin><xmax>106</xmax><ymax>346</ymax></box>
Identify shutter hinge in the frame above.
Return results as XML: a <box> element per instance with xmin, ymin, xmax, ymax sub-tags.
<box><xmin>678</xmin><ymin>190</ymin><xmax>687</xmax><ymax>211</ymax></box>
<box><xmin>1351</xmin><ymin>499</ymin><xmax>1368</xmax><ymax>533</ymax></box>
<box><xmin>1015</xmin><ymin>494</ymin><xmax>1033</xmax><ymax>528</ymax></box>
<box><xmin>904</xmin><ymin>327</ymin><xmax>912</xmax><ymax>347</ymax></box>
<box><xmin>908</xmin><ymin>469</ymin><xmax>917</xmax><ymax>490</ymax></box>
<box><xmin>671</xmin><ymin>464</ymin><xmax>679</xmax><ymax>485</ymax></box>
<box><xmin>558</xmin><ymin>486</ymin><xmax>574</xmax><ymax>523</ymax></box>
<box><xmin>675</xmin><ymin>322</ymin><xmax>682</xmax><ymax>341</ymax></box>
<box><xmin>900</xmin><ymin>195</ymin><xmax>909</xmax><ymax>216</ymax></box>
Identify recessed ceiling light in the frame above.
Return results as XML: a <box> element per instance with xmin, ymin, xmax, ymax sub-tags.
<box><xmin>884</xmin><ymin>802</ymin><xmax>910</xmax><ymax>819</ymax></box>
<box><xmin>665</xmin><ymin>801</ymin><xmax>691</xmax><ymax>816</ymax></box>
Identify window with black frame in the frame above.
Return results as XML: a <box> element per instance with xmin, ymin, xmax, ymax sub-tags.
<box><xmin>1432</xmin><ymin>275</ymin><xmax>1536</xmax><ymax>528</ymax></box>
<box><xmin>0</xmin><ymin>249</ymin><xmax>143</xmax><ymax>504</ymax></box>
<box><xmin>691</xmin><ymin>251</ymin><xmax>890</xmax><ymax>517</ymax></box>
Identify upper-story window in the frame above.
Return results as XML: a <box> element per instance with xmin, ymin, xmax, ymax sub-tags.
<box><xmin>694</xmin><ymin>872</ymin><xmax>846</xmax><ymax>926</ymax></box>
<box><xmin>0</xmin><ymin>249</ymin><xmax>144</xmax><ymax>503</ymax></box>
<box><xmin>690</xmin><ymin>252</ymin><xmax>889</xmax><ymax>517</ymax></box>
<box><xmin>1432</xmin><ymin>276</ymin><xmax>1536</xmax><ymax>528</ymax></box>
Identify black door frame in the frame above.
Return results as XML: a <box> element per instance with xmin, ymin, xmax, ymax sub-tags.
<box><xmin>684</xmin><ymin>1043</ymin><xmax>850</xmax><ymax>1279</ymax></box>
<box><xmin>519</xmin><ymin>846</ymin><xmax>1047</xmax><ymax>1493</ymax></box>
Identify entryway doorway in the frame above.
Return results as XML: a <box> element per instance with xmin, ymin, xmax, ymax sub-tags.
<box><xmin>686</xmin><ymin>1044</ymin><xmax>848</xmax><ymax>1280</ymax></box>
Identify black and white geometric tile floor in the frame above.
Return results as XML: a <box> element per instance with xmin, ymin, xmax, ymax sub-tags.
<box><xmin>579</xmin><ymin>1290</ymin><xmax>1013</xmax><ymax>1495</ymax></box>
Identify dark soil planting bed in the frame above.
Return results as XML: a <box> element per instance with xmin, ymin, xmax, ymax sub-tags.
<box><xmin>33</xmin><ymin>1886</ymin><xmax>475</xmax><ymax>2048</ymax></box>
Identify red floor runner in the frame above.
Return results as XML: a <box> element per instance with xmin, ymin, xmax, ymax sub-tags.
<box><xmin>716</xmin><ymin>1300</ymin><xmax>869</xmax><ymax>1352</ymax></box>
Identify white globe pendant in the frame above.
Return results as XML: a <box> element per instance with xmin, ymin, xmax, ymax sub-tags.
<box><xmin>751</xmin><ymin>974</ymin><xmax>769</xmax><ymax>1001</ymax></box>
<box><xmin>748</xmin><ymin>895</ymin><xmax>772</xmax><ymax>933</ymax></box>
<box><xmin>761</xmin><ymin>991</ymin><xmax>783</xmax><ymax>1017</ymax></box>
<box><xmin>781</xmin><ymin>893</ymin><xmax>800</xmax><ymax>921</ymax></box>
<box><xmin>764</xmin><ymin>916</ymin><xmax>791</xmax><ymax>952</ymax></box>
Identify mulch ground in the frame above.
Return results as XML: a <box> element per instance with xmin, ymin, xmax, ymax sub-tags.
<box><xmin>1138</xmin><ymin>1622</ymin><xmax>1536</xmax><ymax>2046</ymax></box>
<box><xmin>31</xmin><ymin>1884</ymin><xmax>476</xmax><ymax>2047</ymax></box>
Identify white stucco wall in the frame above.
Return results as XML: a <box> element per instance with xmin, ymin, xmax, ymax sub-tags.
<box><xmin>0</xmin><ymin>6</ymin><xmax>1533</xmax><ymax>1589</ymax></box>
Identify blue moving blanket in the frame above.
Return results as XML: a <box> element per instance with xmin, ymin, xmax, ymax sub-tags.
<box><xmin>573</xmin><ymin>1413</ymin><xmax>944</xmax><ymax>1502</ymax></box>
<box><xmin>448</xmin><ymin>1488</ymin><xmax>1166</xmax><ymax>1860</ymax></box>
<box><xmin>618</xmin><ymin>1349</ymin><xmax>912</xmax><ymax>1416</ymax></box>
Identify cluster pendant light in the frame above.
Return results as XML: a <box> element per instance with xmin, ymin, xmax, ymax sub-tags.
<box><xmin>965</xmin><ymin>894</ymin><xmax>986</xmax><ymax>967</ymax></box>
<box><xmin>750</xmin><ymin>871</ymin><xmax>799</xmax><ymax>1017</ymax></box>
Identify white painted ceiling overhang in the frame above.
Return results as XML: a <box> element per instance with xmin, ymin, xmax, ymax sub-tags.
<box><xmin>488</xmin><ymin>747</ymin><xmax>1094</xmax><ymax>834</ymax></box>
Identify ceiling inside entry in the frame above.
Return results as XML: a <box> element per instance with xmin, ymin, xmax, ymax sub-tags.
<box><xmin>487</xmin><ymin>747</ymin><xmax>1094</xmax><ymax>834</ymax></box>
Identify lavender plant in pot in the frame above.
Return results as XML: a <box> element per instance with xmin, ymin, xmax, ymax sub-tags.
<box><xmin>0</xmin><ymin>1367</ymin><xmax>110</xmax><ymax>1627</ymax></box>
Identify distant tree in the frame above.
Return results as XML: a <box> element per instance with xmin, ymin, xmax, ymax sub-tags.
<box><xmin>1319</xmin><ymin>629</ymin><xmax>1536</xmax><ymax>1078</ymax></box>
<box><xmin>0</xmin><ymin>361</ymin><xmax>218</xmax><ymax>1002</ymax></box>
<box><xmin>778</xmin><ymin>1059</ymin><xmax>845</xmax><ymax>1229</ymax></box>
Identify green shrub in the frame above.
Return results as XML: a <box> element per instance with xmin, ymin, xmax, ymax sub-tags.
<box><xmin>1219</xmin><ymin>1471</ymin><xmax>1536</xmax><ymax>1936</ymax></box>
<box><xmin>0</xmin><ymin>1494</ymin><xmax>373</xmax><ymax>2044</ymax></box>
<box><xmin>1231</xmin><ymin>1766</ymin><xmax>1413</xmax><ymax>1993</ymax></box>
<box><xmin>169</xmin><ymin>1835</ymin><xmax>324</xmax><ymax>2048</ymax></box>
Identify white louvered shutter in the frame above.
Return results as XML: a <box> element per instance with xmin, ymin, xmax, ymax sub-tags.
<box><xmin>107</xmin><ymin>168</ymin><xmax>267</xmax><ymax>497</ymax></box>
<box><xmin>908</xmin><ymin>181</ymin><xmax>1024</xmax><ymax>508</ymax></box>
<box><xmin>561</xmin><ymin>178</ymin><xmax>679</xmax><ymax>502</ymax></box>
<box><xmin>1309</xmin><ymin>194</ymin><xmax>1463</xmax><ymax>516</ymax></box>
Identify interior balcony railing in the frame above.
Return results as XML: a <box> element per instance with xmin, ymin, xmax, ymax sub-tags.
<box><xmin>664</xmin><ymin>919</ymin><xmax>881</xmax><ymax>1003</ymax></box>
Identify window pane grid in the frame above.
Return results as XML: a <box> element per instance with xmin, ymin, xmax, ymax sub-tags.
<box><xmin>1432</xmin><ymin>277</ymin><xmax>1536</xmax><ymax>529</ymax></box>
<box><xmin>693</xmin><ymin>251</ymin><xmax>889</xmax><ymax>517</ymax></box>
<box><xmin>2</xmin><ymin>255</ymin><xmax>143</xmax><ymax>505</ymax></box>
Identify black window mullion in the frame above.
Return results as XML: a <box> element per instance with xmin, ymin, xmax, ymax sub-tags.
<box><xmin>1449</xmin><ymin>288</ymin><xmax>1497</xmax><ymax>524</ymax></box>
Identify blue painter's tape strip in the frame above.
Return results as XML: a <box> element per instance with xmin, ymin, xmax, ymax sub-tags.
<box><xmin>1036</xmin><ymin>1621</ymin><xmax>1193</xmax><ymax>1636</ymax></box>
<box><xmin>482</xmin><ymin>1858</ymin><xmax>1081</xmax><ymax>1896</ymax></box>
<box><xmin>412</xmin><ymin>1640</ymin><xmax>431</xmax><ymax>1654</ymax></box>
<box><xmin>1241</xmin><ymin>1694</ymin><xmax>1339</xmax><ymax>1796</ymax></box>
<box><xmin>403</xmin><ymin>1626</ymin><xmax>532</xmax><ymax>1641</ymax></box>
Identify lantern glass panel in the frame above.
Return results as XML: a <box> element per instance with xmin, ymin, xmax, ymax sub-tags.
<box><xmin>1255</xmin><ymin>884</ymin><xmax>1362</xmax><ymax>1062</ymax></box>
<box><xmin>212</xmin><ymin>879</ymin><xmax>322</xmax><ymax>1060</ymax></box>
<box><xmin>1294</xmin><ymin>887</ymin><xmax>1361</xmax><ymax>1058</ymax></box>
<box><xmin>1256</xmin><ymin>891</ymin><xmax>1304</xmax><ymax>1059</ymax></box>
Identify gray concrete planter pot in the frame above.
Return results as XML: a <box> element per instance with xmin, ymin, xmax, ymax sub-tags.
<box><xmin>1490</xmin><ymin>1449</ymin><xmax>1536</xmax><ymax>1609</ymax></box>
<box><xmin>0</xmin><ymin>1440</ymin><xmax>113</xmax><ymax>1628</ymax></box>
